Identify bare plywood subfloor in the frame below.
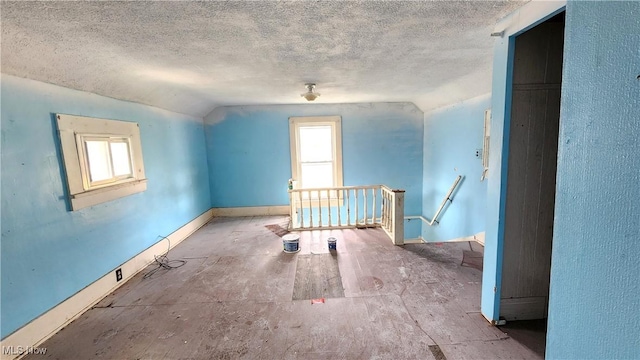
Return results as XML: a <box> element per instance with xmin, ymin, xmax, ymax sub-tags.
<box><xmin>462</xmin><ymin>248</ymin><xmax>484</xmax><ymax>271</ymax></box>
<box><xmin>27</xmin><ymin>216</ymin><xmax>543</xmax><ymax>360</ymax></box>
<box><xmin>292</xmin><ymin>254</ymin><xmax>345</xmax><ymax>301</ymax></box>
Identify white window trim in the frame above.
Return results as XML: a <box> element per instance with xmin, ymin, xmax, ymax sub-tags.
<box><xmin>57</xmin><ymin>114</ymin><xmax>147</xmax><ymax>210</ymax></box>
<box><xmin>289</xmin><ymin>116</ymin><xmax>343</xmax><ymax>207</ymax></box>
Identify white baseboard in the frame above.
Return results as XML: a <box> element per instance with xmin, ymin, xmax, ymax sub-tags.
<box><xmin>212</xmin><ymin>205</ymin><xmax>289</xmax><ymax>217</ymax></box>
<box><xmin>408</xmin><ymin>215</ymin><xmax>486</xmax><ymax>245</ymax></box>
<box><xmin>403</xmin><ymin>238</ymin><xmax>425</xmax><ymax>244</ymax></box>
<box><xmin>405</xmin><ymin>234</ymin><xmax>484</xmax><ymax>244</ymax></box>
<box><xmin>0</xmin><ymin>209</ymin><xmax>214</xmax><ymax>360</ymax></box>
<box><xmin>421</xmin><ymin>232</ymin><xmax>486</xmax><ymax>244</ymax></box>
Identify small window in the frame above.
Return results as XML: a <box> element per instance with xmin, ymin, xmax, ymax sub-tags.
<box><xmin>57</xmin><ymin>114</ymin><xmax>147</xmax><ymax>210</ymax></box>
<box><xmin>78</xmin><ymin>135</ymin><xmax>134</xmax><ymax>189</ymax></box>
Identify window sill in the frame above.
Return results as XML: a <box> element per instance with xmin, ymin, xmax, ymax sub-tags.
<box><xmin>70</xmin><ymin>179</ymin><xmax>147</xmax><ymax>210</ymax></box>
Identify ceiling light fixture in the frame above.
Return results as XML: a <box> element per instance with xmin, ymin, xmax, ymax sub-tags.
<box><xmin>301</xmin><ymin>83</ymin><xmax>320</xmax><ymax>101</ymax></box>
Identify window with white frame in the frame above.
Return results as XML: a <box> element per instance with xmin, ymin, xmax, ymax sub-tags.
<box><xmin>57</xmin><ymin>114</ymin><xmax>147</xmax><ymax>210</ymax></box>
<box><xmin>289</xmin><ymin>116</ymin><xmax>343</xmax><ymax>201</ymax></box>
<box><xmin>78</xmin><ymin>135</ymin><xmax>133</xmax><ymax>188</ymax></box>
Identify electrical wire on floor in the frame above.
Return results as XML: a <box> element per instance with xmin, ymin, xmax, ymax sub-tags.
<box><xmin>143</xmin><ymin>235</ymin><xmax>187</xmax><ymax>279</ymax></box>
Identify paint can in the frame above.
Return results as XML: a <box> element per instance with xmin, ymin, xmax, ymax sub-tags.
<box><xmin>327</xmin><ymin>237</ymin><xmax>337</xmax><ymax>250</ymax></box>
<box><xmin>282</xmin><ymin>234</ymin><xmax>300</xmax><ymax>253</ymax></box>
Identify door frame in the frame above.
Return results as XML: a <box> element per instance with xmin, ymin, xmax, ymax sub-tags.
<box><xmin>480</xmin><ymin>0</ymin><xmax>567</xmax><ymax>324</ymax></box>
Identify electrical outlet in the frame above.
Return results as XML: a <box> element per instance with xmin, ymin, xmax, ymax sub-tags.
<box><xmin>115</xmin><ymin>268</ymin><xmax>123</xmax><ymax>282</ymax></box>
<box><xmin>475</xmin><ymin>149</ymin><xmax>483</xmax><ymax>158</ymax></box>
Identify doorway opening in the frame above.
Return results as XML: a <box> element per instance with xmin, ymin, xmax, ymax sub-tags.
<box><xmin>498</xmin><ymin>11</ymin><xmax>565</xmax><ymax>357</ymax></box>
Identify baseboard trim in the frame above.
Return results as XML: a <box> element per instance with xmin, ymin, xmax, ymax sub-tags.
<box><xmin>408</xmin><ymin>215</ymin><xmax>486</xmax><ymax>245</ymax></box>
<box><xmin>0</xmin><ymin>209</ymin><xmax>214</xmax><ymax>360</ymax></box>
<box><xmin>212</xmin><ymin>205</ymin><xmax>289</xmax><ymax>217</ymax></box>
<box><xmin>421</xmin><ymin>232</ymin><xmax>486</xmax><ymax>244</ymax></box>
<box><xmin>403</xmin><ymin>238</ymin><xmax>425</xmax><ymax>244</ymax></box>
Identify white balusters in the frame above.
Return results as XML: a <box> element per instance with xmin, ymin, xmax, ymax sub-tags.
<box><xmin>328</xmin><ymin>190</ymin><xmax>332</xmax><ymax>227</ymax></box>
<box><xmin>354</xmin><ymin>188</ymin><xmax>358</xmax><ymax>226</ymax></box>
<box><xmin>308</xmin><ymin>190</ymin><xmax>313</xmax><ymax>228</ymax></box>
<box><xmin>337</xmin><ymin>189</ymin><xmax>342</xmax><ymax>227</ymax></box>
<box><xmin>346</xmin><ymin>189</ymin><xmax>351</xmax><ymax>226</ymax></box>
<box><xmin>317</xmin><ymin>190</ymin><xmax>322</xmax><ymax>227</ymax></box>
<box><xmin>363</xmin><ymin>188</ymin><xmax>367</xmax><ymax>226</ymax></box>
<box><xmin>372</xmin><ymin>188</ymin><xmax>377</xmax><ymax>225</ymax></box>
<box><xmin>298</xmin><ymin>190</ymin><xmax>304</xmax><ymax>228</ymax></box>
<box><xmin>288</xmin><ymin>184</ymin><xmax>404</xmax><ymax>245</ymax></box>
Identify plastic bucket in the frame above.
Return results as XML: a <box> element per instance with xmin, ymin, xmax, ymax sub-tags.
<box><xmin>327</xmin><ymin>237</ymin><xmax>337</xmax><ymax>250</ymax></box>
<box><xmin>282</xmin><ymin>234</ymin><xmax>300</xmax><ymax>253</ymax></box>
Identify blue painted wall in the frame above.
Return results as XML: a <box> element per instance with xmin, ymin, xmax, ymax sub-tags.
<box><xmin>422</xmin><ymin>94</ymin><xmax>489</xmax><ymax>241</ymax></box>
<box><xmin>0</xmin><ymin>75</ymin><xmax>211</xmax><ymax>338</ymax></box>
<box><xmin>204</xmin><ymin>103</ymin><xmax>424</xmax><ymax>217</ymax></box>
<box><xmin>547</xmin><ymin>2</ymin><xmax>640</xmax><ymax>359</ymax></box>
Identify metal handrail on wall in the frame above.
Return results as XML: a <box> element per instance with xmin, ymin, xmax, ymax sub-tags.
<box><xmin>425</xmin><ymin>175</ymin><xmax>462</xmax><ymax>226</ymax></box>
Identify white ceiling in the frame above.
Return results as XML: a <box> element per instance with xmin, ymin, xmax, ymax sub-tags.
<box><xmin>1</xmin><ymin>1</ymin><xmax>526</xmax><ymax>118</ymax></box>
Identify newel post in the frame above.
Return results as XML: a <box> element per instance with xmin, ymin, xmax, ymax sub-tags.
<box><xmin>392</xmin><ymin>189</ymin><xmax>405</xmax><ymax>245</ymax></box>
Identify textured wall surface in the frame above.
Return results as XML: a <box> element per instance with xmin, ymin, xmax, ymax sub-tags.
<box><xmin>204</xmin><ymin>103</ymin><xmax>424</xmax><ymax>217</ymax></box>
<box><xmin>422</xmin><ymin>94</ymin><xmax>489</xmax><ymax>241</ymax></box>
<box><xmin>0</xmin><ymin>75</ymin><xmax>211</xmax><ymax>338</ymax></box>
<box><xmin>547</xmin><ymin>2</ymin><xmax>640</xmax><ymax>359</ymax></box>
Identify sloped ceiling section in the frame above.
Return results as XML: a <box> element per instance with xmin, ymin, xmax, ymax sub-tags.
<box><xmin>1</xmin><ymin>1</ymin><xmax>525</xmax><ymax>117</ymax></box>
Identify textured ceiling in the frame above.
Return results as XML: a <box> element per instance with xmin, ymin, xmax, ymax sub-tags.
<box><xmin>1</xmin><ymin>1</ymin><xmax>526</xmax><ymax>117</ymax></box>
